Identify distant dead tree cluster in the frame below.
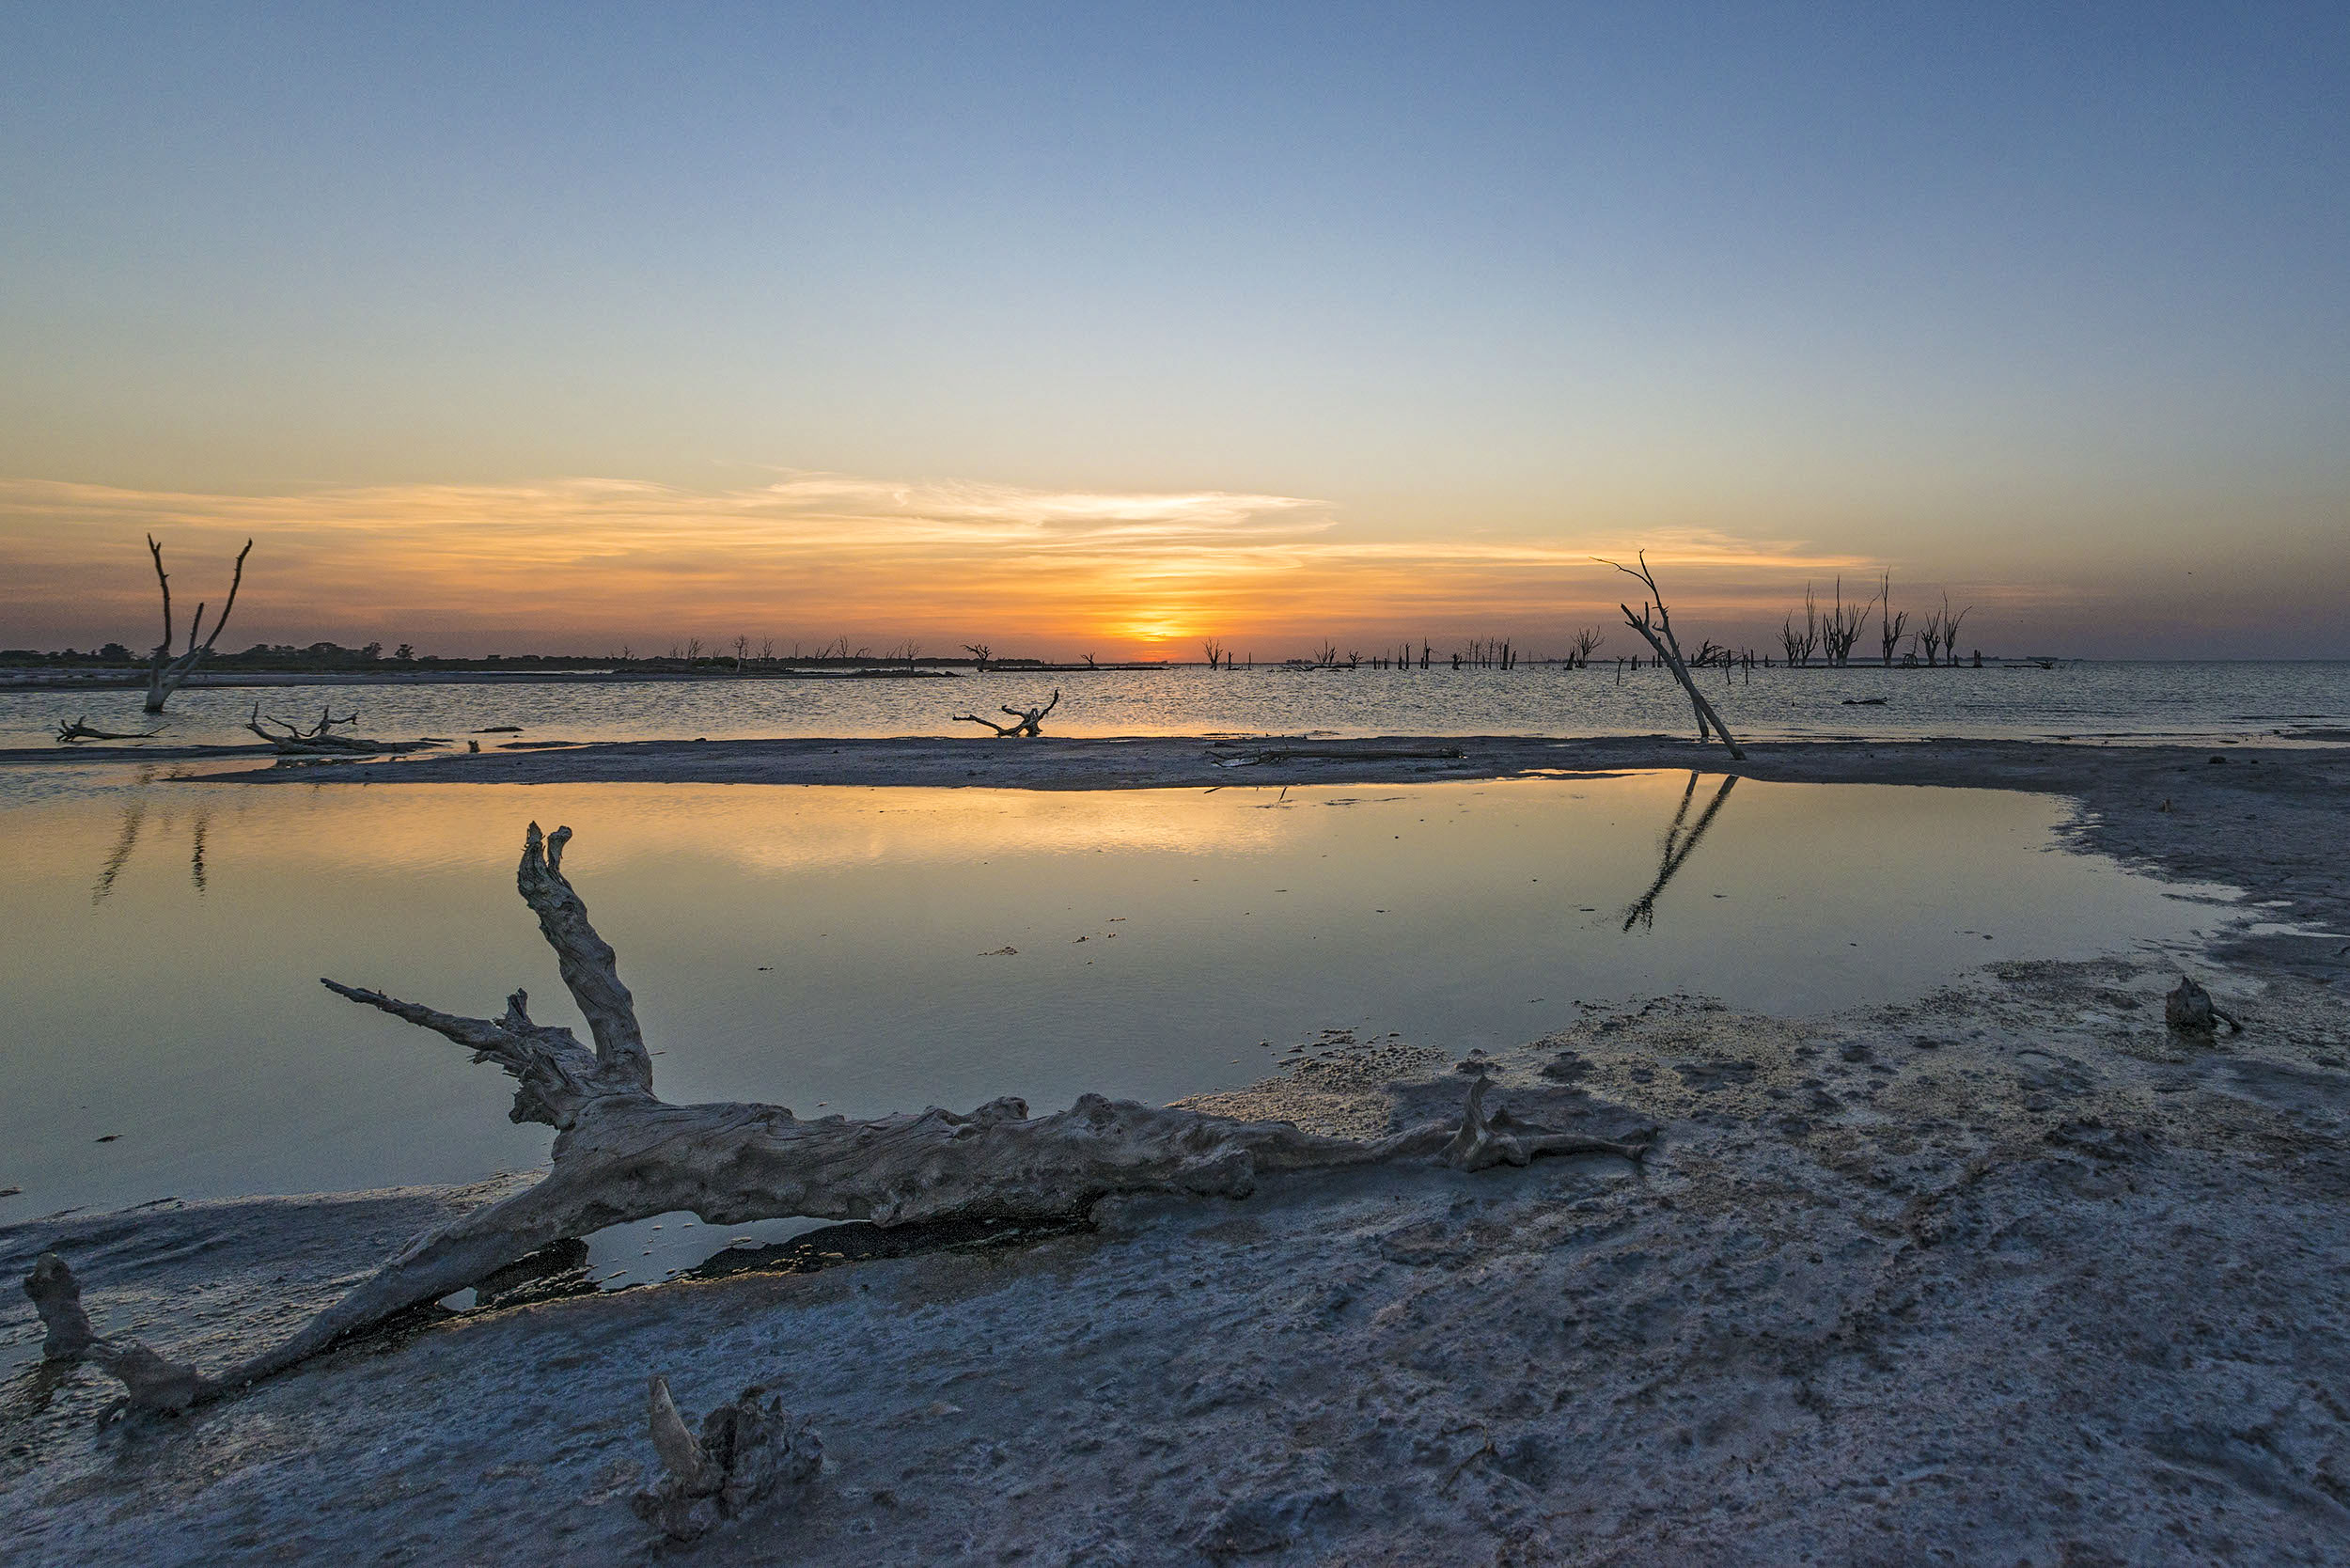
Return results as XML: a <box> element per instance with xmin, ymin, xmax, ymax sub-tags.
<box><xmin>1777</xmin><ymin>574</ymin><xmax>1976</xmax><ymax>667</ymax></box>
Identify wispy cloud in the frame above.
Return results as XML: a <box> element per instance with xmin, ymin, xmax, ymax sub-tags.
<box><xmin>0</xmin><ymin>471</ymin><xmax>1902</xmax><ymax>654</ymax></box>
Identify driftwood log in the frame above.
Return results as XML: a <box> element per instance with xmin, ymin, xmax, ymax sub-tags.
<box><xmin>244</xmin><ymin>701</ymin><xmax>441</xmax><ymax>756</ymax></box>
<box><xmin>55</xmin><ymin>715</ymin><xmax>163</xmax><ymax>745</ymax></box>
<box><xmin>24</xmin><ymin>823</ymin><xmax>1653</xmax><ymax>1414</ymax></box>
<box><xmin>954</xmin><ymin>688</ymin><xmax>1060</xmax><ymax>736</ymax></box>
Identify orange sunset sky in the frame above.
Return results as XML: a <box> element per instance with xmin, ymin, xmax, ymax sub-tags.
<box><xmin>4</xmin><ymin>8</ymin><xmax>2345</xmax><ymax>661</ymax></box>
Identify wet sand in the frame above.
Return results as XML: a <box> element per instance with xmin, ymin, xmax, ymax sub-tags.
<box><xmin>4</xmin><ymin>736</ymin><xmax>2347</xmax><ymax>1564</ymax></box>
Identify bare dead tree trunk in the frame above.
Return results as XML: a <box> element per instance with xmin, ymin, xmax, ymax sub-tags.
<box><xmin>143</xmin><ymin>536</ymin><xmax>254</xmax><ymax>713</ymax></box>
<box><xmin>952</xmin><ymin>689</ymin><xmax>1061</xmax><ymax>736</ymax></box>
<box><xmin>24</xmin><ymin>824</ymin><xmax>1653</xmax><ymax>1414</ymax></box>
<box><xmin>1598</xmin><ymin>553</ymin><xmax>1747</xmax><ymax>760</ymax></box>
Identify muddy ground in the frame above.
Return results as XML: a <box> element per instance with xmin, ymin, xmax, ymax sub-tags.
<box><xmin>3</xmin><ymin>739</ymin><xmax>2346</xmax><ymax>1565</ymax></box>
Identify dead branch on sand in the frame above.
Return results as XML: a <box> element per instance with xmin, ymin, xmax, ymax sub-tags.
<box><xmin>1598</xmin><ymin>553</ymin><xmax>1747</xmax><ymax>760</ymax></box>
<box><xmin>244</xmin><ymin>702</ymin><xmax>438</xmax><ymax>756</ymax></box>
<box><xmin>953</xmin><ymin>689</ymin><xmax>1061</xmax><ymax>736</ymax></box>
<box><xmin>55</xmin><ymin>715</ymin><xmax>163</xmax><ymax>745</ymax></box>
<box><xmin>24</xmin><ymin>824</ymin><xmax>1653</xmax><ymax>1414</ymax></box>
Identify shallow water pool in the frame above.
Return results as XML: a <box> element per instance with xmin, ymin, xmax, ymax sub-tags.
<box><xmin>0</xmin><ymin>771</ymin><xmax>2235</xmax><ymax>1218</ymax></box>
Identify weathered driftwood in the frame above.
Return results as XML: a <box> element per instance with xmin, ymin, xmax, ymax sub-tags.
<box><xmin>55</xmin><ymin>715</ymin><xmax>163</xmax><ymax>745</ymax></box>
<box><xmin>1599</xmin><ymin>553</ymin><xmax>1747</xmax><ymax>760</ymax></box>
<box><xmin>24</xmin><ymin>823</ymin><xmax>1653</xmax><ymax>1414</ymax></box>
<box><xmin>143</xmin><ymin>535</ymin><xmax>253</xmax><ymax>713</ymax></box>
<box><xmin>954</xmin><ymin>688</ymin><xmax>1060</xmax><ymax>736</ymax></box>
<box><xmin>634</xmin><ymin>1376</ymin><xmax>823</xmax><ymax>1541</ymax></box>
<box><xmin>2165</xmin><ymin>976</ymin><xmax>2243</xmax><ymax>1034</ymax></box>
<box><xmin>245</xmin><ymin>701</ymin><xmax>439</xmax><ymax>756</ymax></box>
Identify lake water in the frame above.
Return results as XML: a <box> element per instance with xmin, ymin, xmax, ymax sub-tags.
<box><xmin>4</xmin><ymin>659</ymin><xmax>2345</xmax><ymax>754</ymax></box>
<box><xmin>0</xmin><ymin>771</ymin><xmax>2234</xmax><ymax>1227</ymax></box>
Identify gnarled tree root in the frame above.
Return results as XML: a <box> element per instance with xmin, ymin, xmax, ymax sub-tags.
<box><xmin>24</xmin><ymin>823</ymin><xmax>1653</xmax><ymax>1415</ymax></box>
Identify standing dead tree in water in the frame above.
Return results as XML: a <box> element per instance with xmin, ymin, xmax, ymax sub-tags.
<box><xmin>1878</xmin><ymin>573</ymin><xmax>1909</xmax><ymax>667</ymax></box>
<box><xmin>142</xmin><ymin>535</ymin><xmax>253</xmax><ymax>713</ymax></box>
<box><xmin>1821</xmin><ymin>576</ymin><xmax>1875</xmax><ymax>666</ymax></box>
<box><xmin>1937</xmin><ymin>594</ymin><xmax>1972</xmax><ymax>667</ymax></box>
<box><xmin>953</xmin><ymin>689</ymin><xmax>1061</xmax><ymax>736</ymax></box>
<box><xmin>1202</xmin><ymin>639</ymin><xmax>1226</xmax><ymax>670</ymax></box>
<box><xmin>1567</xmin><ymin>627</ymin><xmax>1606</xmax><ymax>668</ymax></box>
<box><xmin>1599</xmin><ymin>554</ymin><xmax>1747</xmax><ymax>760</ymax></box>
<box><xmin>24</xmin><ymin>823</ymin><xmax>1653</xmax><ymax>1413</ymax></box>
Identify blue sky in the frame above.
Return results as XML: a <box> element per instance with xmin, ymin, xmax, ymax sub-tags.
<box><xmin>4</xmin><ymin>3</ymin><xmax>2345</xmax><ymax>655</ymax></box>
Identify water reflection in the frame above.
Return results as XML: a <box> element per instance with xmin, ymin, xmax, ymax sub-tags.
<box><xmin>85</xmin><ymin>783</ymin><xmax>212</xmax><ymax>903</ymax></box>
<box><xmin>0</xmin><ymin>774</ymin><xmax>2233</xmax><ymax>1218</ymax></box>
<box><xmin>1622</xmin><ymin>773</ymin><xmax>1739</xmax><ymax>932</ymax></box>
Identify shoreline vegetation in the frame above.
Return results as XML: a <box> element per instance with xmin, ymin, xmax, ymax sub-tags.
<box><xmin>6</xmin><ymin>736</ymin><xmax>2347</xmax><ymax>1562</ymax></box>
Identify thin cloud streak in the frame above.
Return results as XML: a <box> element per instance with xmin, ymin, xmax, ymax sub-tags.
<box><xmin>1</xmin><ymin>472</ymin><xmax>1974</xmax><ymax>656</ymax></box>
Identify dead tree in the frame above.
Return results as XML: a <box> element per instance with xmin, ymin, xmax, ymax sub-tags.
<box><xmin>1878</xmin><ymin>573</ymin><xmax>1908</xmax><ymax>667</ymax></box>
<box><xmin>1599</xmin><ymin>553</ymin><xmax>1747</xmax><ymax>760</ymax></box>
<box><xmin>1821</xmin><ymin>576</ymin><xmax>1875</xmax><ymax>666</ymax></box>
<box><xmin>23</xmin><ymin>823</ymin><xmax>1653</xmax><ymax>1413</ymax></box>
<box><xmin>55</xmin><ymin>715</ymin><xmax>162</xmax><ymax>744</ymax></box>
<box><xmin>142</xmin><ymin>535</ymin><xmax>253</xmax><ymax>713</ymax></box>
<box><xmin>1938</xmin><ymin>595</ymin><xmax>1972</xmax><ymax>667</ymax></box>
<box><xmin>1568</xmin><ymin>627</ymin><xmax>1606</xmax><ymax>667</ymax></box>
<box><xmin>963</xmin><ymin>643</ymin><xmax>993</xmax><ymax>672</ymax></box>
<box><xmin>1202</xmin><ymin>640</ymin><xmax>1226</xmax><ymax>670</ymax></box>
<box><xmin>953</xmin><ymin>689</ymin><xmax>1060</xmax><ymax>736</ymax></box>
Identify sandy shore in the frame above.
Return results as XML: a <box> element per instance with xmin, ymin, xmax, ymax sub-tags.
<box><xmin>4</xmin><ymin>737</ymin><xmax>2348</xmax><ymax>1564</ymax></box>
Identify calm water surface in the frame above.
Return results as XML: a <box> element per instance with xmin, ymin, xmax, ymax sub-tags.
<box><xmin>0</xmin><ymin>772</ymin><xmax>2234</xmax><ymax>1223</ymax></box>
<box><xmin>3</xmin><ymin>659</ymin><xmax>2344</xmax><ymax>751</ymax></box>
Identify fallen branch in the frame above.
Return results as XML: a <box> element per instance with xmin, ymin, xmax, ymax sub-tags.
<box><xmin>953</xmin><ymin>688</ymin><xmax>1060</xmax><ymax>736</ymax></box>
<box><xmin>24</xmin><ymin>823</ymin><xmax>1653</xmax><ymax>1413</ymax></box>
<box><xmin>55</xmin><ymin>715</ymin><xmax>163</xmax><ymax>745</ymax></box>
<box><xmin>244</xmin><ymin>701</ymin><xmax>439</xmax><ymax>756</ymax></box>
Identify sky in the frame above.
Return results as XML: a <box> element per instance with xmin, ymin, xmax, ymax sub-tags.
<box><xmin>3</xmin><ymin>2</ymin><xmax>2345</xmax><ymax>659</ymax></box>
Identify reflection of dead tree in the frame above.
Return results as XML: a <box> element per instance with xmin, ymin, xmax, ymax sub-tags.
<box><xmin>1622</xmin><ymin>773</ymin><xmax>1739</xmax><ymax>931</ymax></box>
<box><xmin>90</xmin><ymin>799</ymin><xmax>148</xmax><ymax>904</ymax></box>
<box><xmin>55</xmin><ymin>715</ymin><xmax>162</xmax><ymax>745</ymax></box>
<box><xmin>953</xmin><ymin>689</ymin><xmax>1060</xmax><ymax>736</ymax></box>
<box><xmin>143</xmin><ymin>535</ymin><xmax>253</xmax><ymax>713</ymax></box>
<box><xmin>26</xmin><ymin>823</ymin><xmax>1654</xmax><ymax>1413</ymax></box>
<box><xmin>1599</xmin><ymin>553</ymin><xmax>1747</xmax><ymax>760</ymax></box>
